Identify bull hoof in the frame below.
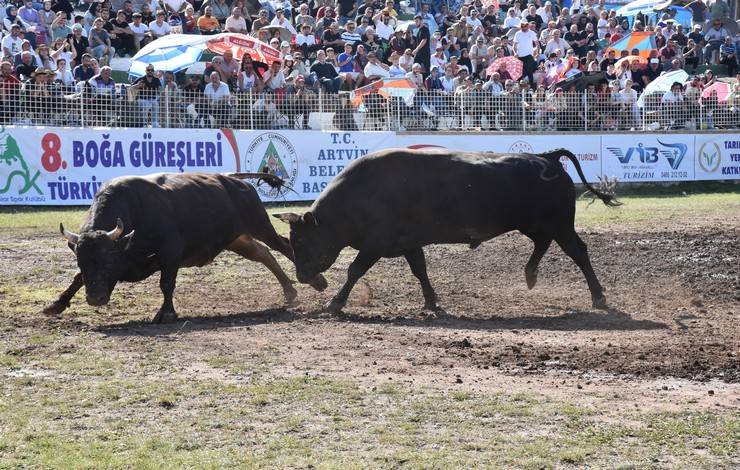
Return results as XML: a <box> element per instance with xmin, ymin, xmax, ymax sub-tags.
<box><xmin>525</xmin><ymin>269</ymin><xmax>538</xmax><ymax>290</ymax></box>
<box><xmin>324</xmin><ymin>299</ymin><xmax>345</xmax><ymax>314</ymax></box>
<box><xmin>309</xmin><ymin>274</ymin><xmax>328</xmax><ymax>292</ymax></box>
<box><xmin>151</xmin><ymin>309</ymin><xmax>178</xmax><ymax>324</ymax></box>
<box><xmin>423</xmin><ymin>298</ymin><xmax>440</xmax><ymax>311</ymax></box>
<box><xmin>592</xmin><ymin>296</ymin><xmax>608</xmax><ymax>310</ymax></box>
<box><xmin>42</xmin><ymin>301</ymin><xmax>68</xmax><ymax>316</ymax></box>
<box><xmin>283</xmin><ymin>285</ymin><xmax>298</xmax><ymax>305</ymax></box>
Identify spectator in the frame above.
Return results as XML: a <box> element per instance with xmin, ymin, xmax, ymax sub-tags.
<box><xmin>270</xmin><ymin>8</ymin><xmax>296</xmax><ymax>35</ymax></box>
<box><xmin>513</xmin><ymin>20</ymin><xmax>538</xmax><ymax>86</ymax></box>
<box><xmin>217</xmin><ymin>50</ymin><xmax>239</xmax><ymax>85</ymax></box>
<box><xmin>197</xmin><ymin>6</ymin><xmax>221</xmax><ymax>35</ymax></box>
<box><xmin>285</xmin><ymin>74</ymin><xmax>315</xmax><ymax>129</ymax></box>
<box><xmin>16</xmin><ymin>51</ymin><xmax>38</xmax><ymax>80</ymax></box>
<box><xmin>182</xmin><ymin>5</ymin><xmax>197</xmax><ymax>33</ymax></box>
<box><xmin>704</xmin><ymin>19</ymin><xmax>728</xmax><ymax>64</ymax></box>
<box><xmin>686</xmin><ymin>0</ymin><xmax>707</xmax><ymax>29</ymax></box>
<box><xmin>129</xmin><ymin>13</ymin><xmax>150</xmax><ymax>51</ymax></box>
<box><xmin>87</xmin><ymin>65</ymin><xmax>116</xmax><ymax>125</ymax></box>
<box><xmin>295</xmin><ymin>4</ymin><xmax>316</xmax><ymax>30</ymax></box>
<box><xmin>203</xmin><ymin>0</ymin><xmax>231</xmax><ymax>22</ymax></box>
<box><xmin>2</xmin><ymin>25</ymin><xmax>25</xmax><ymax>58</ymax></box>
<box><xmin>51</xmin><ymin>12</ymin><xmax>72</xmax><ymax>42</ymax></box>
<box><xmin>148</xmin><ymin>10</ymin><xmax>171</xmax><ymax>39</ymax></box>
<box><xmin>68</xmin><ymin>23</ymin><xmax>90</xmax><ymax>60</ymax></box>
<box><xmin>225</xmin><ymin>7</ymin><xmax>249</xmax><ymax>34</ymax></box>
<box><xmin>310</xmin><ymin>49</ymin><xmax>342</xmax><ymax>92</ymax></box>
<box><xmin>162</xmin><ymin>0</ymin><xmax>188</xmax><ymax>17</ymax></box>
<box><xmin>430</xmin><ymin>45</ymin><xmax>447</xmax><ymax>70</ymax></box>
<box><xmin>412</xmin><ymin>14</ymin><xmax>430</xmax><ymax>73</ymax></box>
<box><xmin>55</xmin><ymin>57</ymin><xmax>74</xmax><ymax>84</ymax></box>
<box><xmin>132</xmin><ymin>64</ymin><xmax>161</xmax><ymax>126</ymax></box>
<box><xmin>364</xmin><ymin>50</ymin><xmax>389</xmax><ymax>80</ymax></box>
<box><xmin>251</xmin><ymin>9</ymin><xmax>269</xmax><ymax>34</ymax></box>
<box><xmin>544</xmin><ymin>30</ymin><xmax>570</xmax><ymax>57</ymax></box>
<box><xmin>261</xmin><ymin>59</ymin><xmax>286</xmax><ymax>91</ymax></box>
<box><xmin>388</xmin><ymin>51</ymin><xmax>405</xmax><ymax>77</ymax></box>
<box><xmin>337</xmin><ymin>42</ymin><xmax>361</xmax><ymax>87</ymax></box>
<box><xmin>108</xmin><ymin>10</ymin><xmax>134</xmax><ymax>57</ymax></box>
<box><xmin>296</xmin><ymin>24</ymin><xmax>318</xmax><ymax>57</ymax></box>
<box><xmin>89</xmin><ymin>17</ymin><xmax>115</xmax><ymax>66</ymax></box>
<box><xmin>322</xmin><ymin>21</ymin><xmax>345</xmax><ymax>53</ymax></box>
<box><xmin>18</xmin><ymin>1</ymin><xmax>45</xmax><ymax>45</ymax></box>
<box><xmin>720</xmin><ymin>36</ymin><xmax>737</xmax><ymax>76</ymax></box>
<box><xmin>182</xmin><ymin>74</ymin><xmax>206</xmax><ymax>126</ymax></box>
<box><xmin>237</xmin><ymin>55</ymin><xmax>263</xmax><ymax>92</ymax></box>
<box><xmin>204</xmin><ymin>70</ymin><xmax>230</xmax><ymax>127</ymax></box>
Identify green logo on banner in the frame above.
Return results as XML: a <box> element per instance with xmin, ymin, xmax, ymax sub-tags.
<box><xmin>0</xmin><ymin>128</ymin><xmax>42</xmax><ymax>195</ymax></box>
<box><xmin>257</xmin><ymin>140</ymin><xmax>289</xmax><ymax>180</ymax></box>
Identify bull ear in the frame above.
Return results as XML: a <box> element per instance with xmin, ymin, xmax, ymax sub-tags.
<box><xmin>106</xmin><ymin>218</ymin><xmax>125</xmax><ymax>241</ymax></box>
<box><xmin>273</xmin><ymin>213</ymin><xmax>302</xmax><ymax>224</ymax></box>
<box><xmin>302</xmin><ymin>211</ymin><xmax>318</xmax><ymax>226</ymax></box>
<box><xmin>60</xmin><ymin>223</ymin><xmax>79</xmax><ymax>245</ymax></box>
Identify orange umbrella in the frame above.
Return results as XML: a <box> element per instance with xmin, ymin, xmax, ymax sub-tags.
<box><xmin>614</xmin><ymin>55</ymin><xmax>647</xmax><ymax>71</ymax></box>
<box><xmin>701</xmin><ymin>82</ymin><xmax>733</xmax><ymax>103</ymax></box>
<box><xmin>206</xmin><ymin>33</ymin><xmax>282</xmax><ymax>65</ymax></box>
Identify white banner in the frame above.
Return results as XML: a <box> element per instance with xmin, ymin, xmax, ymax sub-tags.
<box><xmin>601</xmin><ymin>134</ymin><xmax>695</xmax><ymax>182</ymax></box>
<box><xmin>694</xmin><ymin>134</ymin><xmax>740</xmax><ymax>181</ymax></box>
<box><xmin>1</xmin><ymin>127</ymin><xmax>737</xmax><ymax>206</ymax></box>
<box><xmin>392</xmin><ymin>134</ymin><xmax>603</xmax><ymax>183</ymax></box>
<box><xmin>0</xmin><ymin>128</ymin><xmax>394</xmax><ymax>205</ymax></box>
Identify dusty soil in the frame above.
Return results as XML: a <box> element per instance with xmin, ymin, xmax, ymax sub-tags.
<box><xmin>3</xmin><ymin>219</ymin><xmax>739</xmax><ymax>413</ymax></box>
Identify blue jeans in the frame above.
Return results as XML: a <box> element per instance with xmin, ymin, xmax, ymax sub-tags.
<box><xmin>138</xmin><ymin>98</ymin><xmax>160</xmax><ymax>127</ymax></box>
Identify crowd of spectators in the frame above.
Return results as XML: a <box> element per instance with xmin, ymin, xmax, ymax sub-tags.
<box><xmin>0</xmin><ymin>0</ymin><xmax>738</xmax><ymax>129</ymax></box>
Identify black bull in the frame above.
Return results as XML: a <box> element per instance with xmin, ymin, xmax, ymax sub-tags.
<box><xmin>44</xmin><ymin>172</ymin><xmax>327</xmax><ymax>323</ymax></box>
<box><xmin>276</xmin><ymin>148</ymin><xmax>620</xmax><ymax>313</ymax></box>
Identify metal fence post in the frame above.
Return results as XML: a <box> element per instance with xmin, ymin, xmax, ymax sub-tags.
<box><xmin>699</xmin><ymin>101</ymin><xmax>704</xmax><ymax>130</ymax></box>
<box><xmin>80</xmin><ymin>87</ymin><xmax>85</xmax><ymax>128</ymax></box>
<box><xmin>521</xmin><ymin>90</ymin><xmax>526</xmax><ymax>131</ymax></box>
<box><xmin>249</xmin><ymin>89</ymin><xmax>254</xmax><ymax>130</ymax></box>
<box><xmin>583</xmin><ymin>90</ymin><xmax>588</xmax><ymax>132</ymax></box>
<box><xmin>164</xmin><ymin>87</ymin><xmax>170</xmax><ymax>128</ymax></box>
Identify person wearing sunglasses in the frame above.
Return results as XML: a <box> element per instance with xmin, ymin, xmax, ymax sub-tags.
<box><xmin>131</xmin><ymin>64</ymin><xmax>162</xmax><ymax>127</ymax></box>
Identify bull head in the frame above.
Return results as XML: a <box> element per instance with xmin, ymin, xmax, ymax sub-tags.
<box><xmin>60</xmin><ymin>218</ymin><xmax>132</xmax><ymax>245</ymax></box>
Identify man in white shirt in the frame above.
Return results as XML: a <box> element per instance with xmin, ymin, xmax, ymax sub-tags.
<box><xmin>503</xmin><ymin>8</ymin><xmax>521</xmax><ymax>29</ymax></box>
<box><xmin>225</xmin><ymin>7</ymin><xmax>248</xmax><ymax>34</ymax></box>
<box><xmin>129</xmin><ymin>13</ymin><xmax>150</xmax><ymax>51</ymax></box>
<box><xmin>2</xmin><ymin>25</ymin><xmax>24</xmax><ymax>57</ymax></box>
<box><xmin>204</xmin><ymin>71</ymin><xmax>230</xmax><ymax>127</ymax></box>
<box><xmin>363</xmin><ymin>51</ymin><xmax>390</xmax><ymax>79</ymax></box>
<box><xmin>544</xmin><ymin>30</ymin><xmax>571</xmax><ymax>57</ymax></box>
<box><xmin>513</xmin><ymin>21</ymin><xmax>539</xmax><ymax>86</ymax></box>
<box><xmin>148</xmin><ymin>10</ymin><xmax>171</xmax><ymax>39</ymax></box>
<box><xmin>372</xmin><ymin>10</ymin><xmax>393</xmax><ymax>41</ymax></box>
<box><xmin>430</xmin><ymin>45</ymin><xmax>448</xmax><ymax>70</ymax></box>
<box><xmin>270</xmin><ymin>8</ymin><xmax>297</xmax><ymax>35</ymax></box>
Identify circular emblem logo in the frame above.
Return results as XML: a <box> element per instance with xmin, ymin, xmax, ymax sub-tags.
<box><xmin>244</xmin><ymin>132</ymin><xmax>298</xmax><ymax>198</ymax></box>
<box><xmin>509</xmin><ymin>140</ymin><xmax>533</xmax><ymax>154</ymax></box>
<box><xmin>698</xmin><ymin>141</ymin><xmax>721</xmax><ymax>173</ymax></box>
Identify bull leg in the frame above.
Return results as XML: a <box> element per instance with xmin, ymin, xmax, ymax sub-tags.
<box><xmin>227</xmin><ymin>235</ymin><xmax>297</xmax><ymax>304</ymax></box>
<box><xmin>251</xmin><ymin>226</ymin><xmax>327</xmax><ymax>292</ymax></box>
<box><xmin>523</xmin><ymin>233</ymin><xmax>553</xmax><ymax>289</ymax></box>
<box><xmin>555</xmin><ymin>231</ymin><xmax>607</xmax><ymax>310</ymax></box>
<box><xmin>326</xmin><ymin>251</ymin><xmax>380</xmax><ymax>313</ymax></box>
<box><xmin>151</xmin><ymin>242</ymin><xmax>183</xmax><ymax>324</ymax></box>
<box><xmin>404</xmin><ymin>248</ymin><xmax>439</xmax><ymax>310</ymax></box>
<box><xmin>43</xmin><ymin>272</ymin><xmax>83</xmax><ymax>315</ymax></box>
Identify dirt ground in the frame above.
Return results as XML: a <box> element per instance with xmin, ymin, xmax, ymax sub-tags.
<box><xmin>3</xmin><ymin>211</ymin><xmax>738</xmax><ymax>420</ymax></box>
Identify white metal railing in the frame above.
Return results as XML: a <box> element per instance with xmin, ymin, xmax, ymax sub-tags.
<box><xmin>5</xmin><ymin>83</ymin><xmax>738</xmax><ymax>132</ymax></box>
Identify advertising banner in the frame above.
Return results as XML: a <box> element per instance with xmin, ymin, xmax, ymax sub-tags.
<box><xmin>694</xmin><ymin>134</ymin><xmax>740</xmax><ymax>181</ymax></box>
<box><xmin>235</xmin><ymin>130</ymin><xmax>395</xmax><ymax>201</ymax></box>
<box><xmin>601</xmin><ymin>134</ymin><xmax>695</xmax><ymax>182</ymax></box>
<box><xmin>0</xmin><ymin>128</ymin><xmax>395</xmax><ymax>205</ymax></box>
<box><xmin>393</xmin><ymin>133</ymin><xmax>603</xmax><ymax>183</ymax></box>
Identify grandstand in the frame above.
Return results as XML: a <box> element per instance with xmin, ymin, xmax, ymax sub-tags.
<box><xmin>0</xmin><ymin>0</ymin><xmax>737</xmax><ymax>131</ymax></box>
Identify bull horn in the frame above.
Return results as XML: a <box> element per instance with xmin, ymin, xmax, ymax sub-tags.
<box><xmin>60</xmin><ymin>223</ymin><xmax>79</xmax><ymax>245</ymax></box>
<box><xmin>106</xmin><ymin>218</ymin><xmax>125</xmax><ymax>241</ymax></box>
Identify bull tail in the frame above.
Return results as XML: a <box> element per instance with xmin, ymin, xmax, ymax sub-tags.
<box><xmin>225</xmin><ymin>172</ymin><xmax>298</xmax><ymax>196</ymax></box>
<box><xmin>541</xmin><ymin>149</ymin><xmax>622</xmax><ymax>207</ymax></box>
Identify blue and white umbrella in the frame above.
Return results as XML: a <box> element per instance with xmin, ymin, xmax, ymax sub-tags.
<box><xmin>129</xmin><ymin>34</ymin><xmax>212</xmax><ymax>78</ymax></box>
<box><xmin>637</xmin><ymin>69</ymin><xmax>689</xmax><ymax>107</ymax></box>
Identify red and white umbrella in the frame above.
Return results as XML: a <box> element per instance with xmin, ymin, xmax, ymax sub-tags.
<box><xmin>486</xmin><ymin>56</ymin><xmax>523</xmax><ymax>81</ymax></box>
<box><xmin>206</xmin><ymin>33</ymin><xmax>282</xmax><ymax>65</ymax></box>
